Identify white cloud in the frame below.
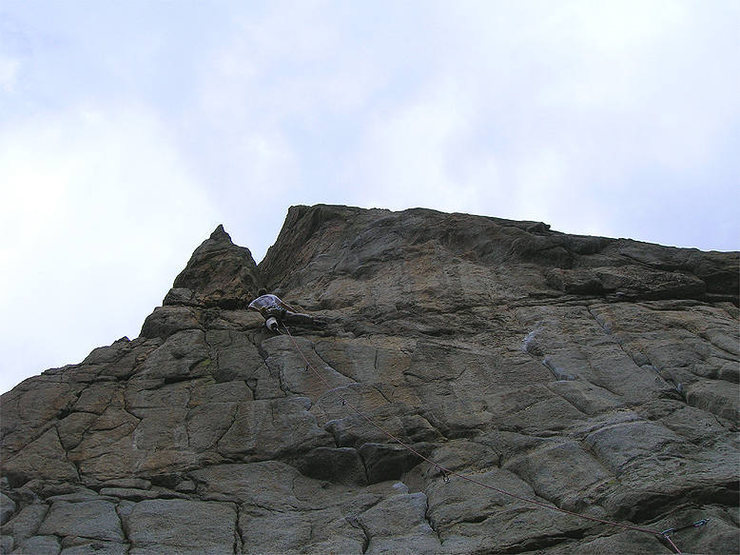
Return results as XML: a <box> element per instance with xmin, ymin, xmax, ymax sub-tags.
<box><xmin>186</xmin><ymin>2</ymin><xmax>390</xmax><ymax>260</ymax></box>
<box><xmin>347</xmin><ymin>79</ymin><xmax>490</xmax><ymax>213</ymax></box>
<box><xmin>0</xmin><ymin>55</ymin><xmax>20</xmax><ymax>92</ymax></box>
<box><xmin>0</xmin><ymin>103</ymin><xmax>219</xmax><ymax>393</ymax></box>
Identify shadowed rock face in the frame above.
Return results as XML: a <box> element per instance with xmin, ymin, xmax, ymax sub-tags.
<box><xmin>1</xmin><ymin>204</ymin><xmax>738</xmax><ymax>554</ymax></box>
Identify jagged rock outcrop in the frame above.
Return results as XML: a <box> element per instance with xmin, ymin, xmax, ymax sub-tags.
<box><xmin>1</xmin><ymin>204</ymin><xmax>738</xmax><ymax>554</ymax></box>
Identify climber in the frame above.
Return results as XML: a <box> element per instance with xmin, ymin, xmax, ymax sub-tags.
<box><xmin>248</xmin><ymin>291</ymin><xmax>324</xmax><ymax>332</ymax></box>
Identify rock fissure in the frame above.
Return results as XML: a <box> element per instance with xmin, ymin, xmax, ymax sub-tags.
<box><xmin>423</xmin><ymin>495</ymin><xmax>443</xmax><ymax>544</ymax></box>
<box><xmin>346</xmin><ymin>514</ymin><xmax>371</xmax><ymax>553</ymax></box>
<box><xmin>204</xmin><ymin>332</ymin><xmax>221</xmax><ymax>376</ymax></box>
<box><xmin>371</xmin><ymin>385</ymin><xmax>392</xmax><ymax>404</ymax></box>
<box><xmin>501</xmin><ymin>528</ymin><xmax>588</xmax><ymax>554</ymax></box>
<box><xmin>586</xmin><ymin>305</ymin><xmax>680</xmax><ymax>394</ymax></box>
<box><xmin>214</xmin><ymin>407</ymin><xmax>240</xmax><ymax>454</ymax></box>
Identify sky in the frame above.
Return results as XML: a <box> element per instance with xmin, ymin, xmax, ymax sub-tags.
<box><xmin>1</xmin><ymin>0</ymin><xmax>738</xmax><ymax>393</ymax></box>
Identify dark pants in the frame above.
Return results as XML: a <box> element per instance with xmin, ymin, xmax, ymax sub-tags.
<box><xmin>265</xmin><ymin>308</ymin><xmax>321</xmax><ymax>328</ymax></box>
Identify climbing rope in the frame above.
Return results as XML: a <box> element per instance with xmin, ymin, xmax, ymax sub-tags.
<box><xmin>663</xmin><ymin>533</ymin><xmax>682</xmax><ymax>554</ymax></box>
<box><xmin>280</xmin><ymin>323</ymin><xmax>703</xmax><ymax>554</ymax></box>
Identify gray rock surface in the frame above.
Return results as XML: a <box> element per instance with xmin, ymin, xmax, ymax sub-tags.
<box><xmin>1</xmin><ymin>205</ymin><xmax>738</xmax><ymax>554</ymax></box>
<box><xmin>0</xmin><ymin>494</ymin><xmax>14</xmax><ymax>526</ymax></box>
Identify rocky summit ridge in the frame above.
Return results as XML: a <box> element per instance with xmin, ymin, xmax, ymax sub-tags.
<box><xmin>1</xmin><ymin>204</ymin><xmax>738</xmax><ymax>554</ymax></box>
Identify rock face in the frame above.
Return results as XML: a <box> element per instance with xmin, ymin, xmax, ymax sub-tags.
<box><xmin>1</xmin><ymin>204</ymin><xmax>738</xmax><ymax>554</ymax></box>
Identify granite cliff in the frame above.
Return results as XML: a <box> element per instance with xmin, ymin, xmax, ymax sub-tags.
<box><xmin>1</xmin><ymin>204</ymin><xmax>738</xmax><ymax>554</ymax></box>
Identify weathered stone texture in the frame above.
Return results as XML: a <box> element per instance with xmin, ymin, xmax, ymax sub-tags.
<box><xmin>2</xmin><ymin>204</ymin><xmax>738</xmax><ymax>554</ymax></box>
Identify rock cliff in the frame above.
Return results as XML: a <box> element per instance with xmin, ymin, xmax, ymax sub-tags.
<box><xmin>1</xmin><ymin>204</ymin><xmax>738</xmax><ymax>554</ymax></box>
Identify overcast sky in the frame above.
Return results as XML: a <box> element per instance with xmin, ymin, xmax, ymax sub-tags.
<box><xmin>1</xmin><ymin>0</ymin><xmax>738</xmax><ymax>393</ymax></box>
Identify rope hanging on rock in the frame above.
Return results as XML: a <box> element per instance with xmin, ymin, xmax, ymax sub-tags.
<box><xmin>280</xmin><ymin>323</ymin><xmax>706</xmax><ymax>554</ymax></box>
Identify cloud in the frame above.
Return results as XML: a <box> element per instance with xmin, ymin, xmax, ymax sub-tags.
<box><xmin>346</xmin><ymin>78</ymin><xmax>492</xmax><ymax>213</ymax></box>
<box><xmin>0</xmin><ymin>55</ymin><xmax>19</xmax><ymax>92</ymax></box>
<box><xmin>0</xmin><ymin>103</ymin><xmax>219</xmax><ymax>393</ymax></box>
<box><xmin>335</xmin><ymin>0</ymin><xmax>740</xmax><ymax>245</ymax></box>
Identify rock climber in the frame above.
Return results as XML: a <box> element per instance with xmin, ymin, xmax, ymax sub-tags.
<box><xmin>248</xmin><ymin>291</ymin><xmax>323</xmax><ymax>332</ymax></box>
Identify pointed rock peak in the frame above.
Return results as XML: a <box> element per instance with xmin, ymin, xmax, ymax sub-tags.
<box><xmin>209</xmin><ymin>224</ymin><xmax>231</xmax><ymax>242</ymax></box>
<box><xmin>188</xmin><ymin>224</ymin><xmax>242</xmax><ymax>259</ymax></box>
<box><xmin>159</xmin><ymin>225</ymin><xmax>264</xmax><ymax>311</ymax></box>
<box><xmin>191</xmin><ymin>224</ymin><xmax>234</xmax><ymax>254</ymax></box>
